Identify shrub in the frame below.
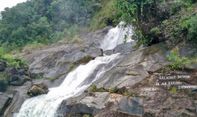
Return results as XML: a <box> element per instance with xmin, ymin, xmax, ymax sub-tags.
<box><xmin>183</xmin><ymin>15</ymin><xmax>197</xmax><ymax>45</ymax></box>
<box><xmin>90</xmin><ymin>0</ymin><xmax>119</xmax><ymax>30</ymax></box>
<box><xmin>167</xmin><ymin>48</ymin><xmax>191</xmax><ymax>70</ymax></box>
<box><xmin>0</xmin><ymin>47</ymin><xmax>27</xmax><ymax>68</ymax></box>
<box><xmin>169</xmin><ymin>86</ymin><xmax>177</xmax><ymax>94</ymax></box>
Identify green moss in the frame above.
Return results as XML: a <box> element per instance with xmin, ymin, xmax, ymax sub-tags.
<box><xmin>150</xmin><ymin>27</ymin><xmax>161</xmax><ymax>36</ymax></box>
<box><xmin>89</xmin><ymin>84</ymin><xmax>107</xmax><ymax>92</ymax></box>
<box><xmin>89</xmin><ymin>85</ymin><xmax>136</xmax><ymax>97</ymax></box>
<box><xmin>68</xmin><ymin>63</ymin><xmax>77</xmax><ymax>73</ymax></box>
<box><xmin>108</xmin><ymin>87</ymin><xmax>118</xmax><ymax>93</ymax></box>
<box><xmin>169</xmin><ymin>87</ymin><xmax>177</xmax><ymax>94</ymax></box>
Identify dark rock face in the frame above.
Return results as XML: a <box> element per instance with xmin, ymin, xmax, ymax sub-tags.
<box><xmin>0</xmin><ymin>59</ymin><xmax>33</xmax><ymax>116</ymax></box>
<box><xmin>4</xmin><ymin>82</ymin><xmax>32</xmax><ymax>117</ymax></box>
<box><xmin>27</xmin><ymin>83</ymin><xmax>48</xmax><ymax>97</ymax></box>
<box><xmin>0</xmin><ymin>61</ymin><xmax>7</xmax><ymax>72</ymax></box>
<box><xmin>8</xmin><ymin>75</ymin><xmax>27</xmax><ymax>86</ymax></box>
<box><xmin>0</xmin><ymin>93</ymin><xmax>13</xmax><ymax>116</ymax></box>
<box><xmin>7</xmin><ymin>68</ymin><xmax>30</xmax><ymax>86</ymax></box>
<box><xmin>0</xmin><ymin>79</ymin><xmax>8</xmax><ymax>92</ymax></box>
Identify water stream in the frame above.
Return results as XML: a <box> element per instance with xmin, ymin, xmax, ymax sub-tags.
<box><xmin>17</xmin><ymin>22</ymin><xmax>133</xmax><ymax>117</ymax></box>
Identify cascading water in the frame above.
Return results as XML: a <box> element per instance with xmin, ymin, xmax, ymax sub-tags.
<box><xmin>17</xmin><ymin>22</ymin><xmax>134</xmax><ymax>117</ymax></box>
<box><xmin>100</xmin><ymin>21</ymin><xmax>134</xmax><ymax>51</ymax></box>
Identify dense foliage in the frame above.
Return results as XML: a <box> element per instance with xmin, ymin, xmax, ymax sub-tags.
<box><xmin>115</xmin><ymin>0</ymin><xmax>197</xmax><ymax>46</ymax></box>
<box><xmin>0</xmin><ymin>0</ymin><xmax>102</xmax><ymax>50</ymax></box>
<box><xmin>0</xmin><ymin>0</ymin><xmax>196</xmax><ymax>49</ymax></box>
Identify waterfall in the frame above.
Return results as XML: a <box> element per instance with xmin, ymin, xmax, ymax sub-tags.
<box><xmin>17</xmin><ymin>22</ymin><xmax>134</xmax><ymax>117</ymax></box>
<box><xmin>100</xmin><ymin>21</ymin><xmax>134</xmax><ymax>51</ymax></box>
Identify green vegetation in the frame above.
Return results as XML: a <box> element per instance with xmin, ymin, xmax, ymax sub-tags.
<box><xmin>89</xmin><ymin>85</ymin><xmax>135</xmax><ymax>97</ymax></box>
<box><xmin>167</xmin><ymin>48</ymin><xmax>196</xmax><ymax>70</ymax></box>
<box><xmin>0</xmin><ymin>0</ymin><xmax>102</xmax><ymax>50</ymax></box>
<box><xmin>0</xmin><ymin>0</ymin><xmax>196</xmax><ymax>49</ymax></box>
<box><xmin>89</xmin><ymin>84</ymin><xmax>106</xmax><ymax>92</ymax></box>
<box><xmin>0</xmin><ymin>0</ymin><xmax>196</xmax><ymax>51</ymax></box>
<box><xmin>181</xmin><ymin>14</ymin><xmax>197</xmax><ymax>45</ymax></box>
<box><xmin>91</xmin><ymin>0</ymin><xmax>197</xmax><ymax>46</ymax></box>
<box><xmin>90</xmin><ymin>0</ymin><xmax>119</xmax><ymax>30</ymax></box>
<box><xmin>169</xmin><ymin>86</ymin><xmax>177</xmax><ymax>94</ymax></box>
<box><xmin>0</xmin><ymin>47</ymin><xmax>26</xmax><ymax>68</ymax></box>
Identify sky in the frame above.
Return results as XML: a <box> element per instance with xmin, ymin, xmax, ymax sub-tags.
<box><xmin>0</xmin><ymin>0</ymin><xmax>27</xmax><ymax>12</ymax></box>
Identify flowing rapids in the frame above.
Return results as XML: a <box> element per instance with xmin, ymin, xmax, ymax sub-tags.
<box><xmin>16</xmin><ymin>54</ymin><xmax>121</xmax><ymax>117</ymax></box>
<box><xmin>17</xmin><ymin>22</ymin><xmax>134</xmax><ymax>117</ymax></box>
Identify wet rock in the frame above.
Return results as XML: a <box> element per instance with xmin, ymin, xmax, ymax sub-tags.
<box><xmin>27</xmin><ymin>83</ymin><xmax>48</xmax><ymax>97</ymax></box>
<box><xmin>83</xmin><ymin>47</ymin><xmax>103</xmax><ymax>58</ymax></box>
<box><xmin>103</xmin><ymin>50</ymin><xmax>114</xmax><ymax>55</ymax></box>
<box><xmin>0</xmin><ymin>79</ymin><xmax>8</xmax><ymax>92</ymax></box>
<box><xmin>8</xmin><ymin>75</ymin><xmax>29</xmax><ymax>86</ymax></box>
<box><xmin>103</xmin><ymin>42</ymin><xmax>136</xmax><ymax>55</ymax></box>
<box><xmin>113</xmin><ymin>42</ymin><xmax>135</xmax><ymax>54</ymax></box>
<box><xmin>80</xmin><ymin>26</ymin><xmax>112</xmax><ymax>47</ymax></box>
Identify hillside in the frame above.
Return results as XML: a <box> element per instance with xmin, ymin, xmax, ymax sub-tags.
<box><xmin>0</xmin><ymin>0</ymin><xmax>197</xmax><ymax>117</ymax></box>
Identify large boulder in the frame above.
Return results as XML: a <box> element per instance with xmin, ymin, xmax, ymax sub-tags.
<box><xmin>94</xmin><ymin>43</ymin><xmax>169</xmax><ymax>89</ymax></box>
<box><xmin>57</xmin><ymin>92</ymin><xmax>143</xmax><ymax>117</ymax></box>
<box><xmin>27</xmin><ymin>83</ymin><xmax>48</xmax><ymax>97</ymax></box>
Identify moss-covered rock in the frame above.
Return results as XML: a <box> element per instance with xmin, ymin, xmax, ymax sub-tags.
<box><xmin>27</xmin><ymin>83</ymin><xmax>48</xmax><ymax>97</ymax></box>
